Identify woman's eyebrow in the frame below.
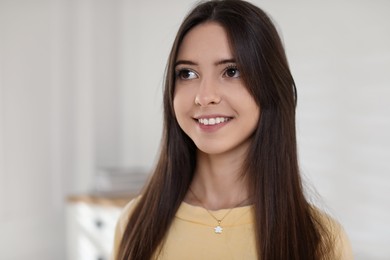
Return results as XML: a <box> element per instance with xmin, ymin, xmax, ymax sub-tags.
<box><xmin>175</xmin><ymin>60</ymin><xmax>197</xmax><ymax>67</ymax></box>
<box><xmin>174</xmin><ymin>58</ymin><xmax>236</xmax><ymax>68</ymax></box>
<box><xmin>215</xmin><ymin>59</ymin><xmax>236</xmax><ymax>66</ymax></box>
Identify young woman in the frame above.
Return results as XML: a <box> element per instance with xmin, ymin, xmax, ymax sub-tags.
<box><xmin>112</xmin><ymin>0</ymin><xmax>353</xmax><ymax>259</ymax></box>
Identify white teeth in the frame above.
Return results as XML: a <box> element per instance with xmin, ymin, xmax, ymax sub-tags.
<box><xmin>198</xmin><ymin>117</ymin><xmax>230</xmax><ymax>126</ymax></box>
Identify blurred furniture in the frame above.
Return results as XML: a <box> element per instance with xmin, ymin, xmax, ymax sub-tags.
<box><xmin>66</xmin><ymin>194</ymin><xmax>133</xmax><ymax>260</ymax></box>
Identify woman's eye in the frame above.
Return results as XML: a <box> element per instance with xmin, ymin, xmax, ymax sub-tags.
<box><xmin>224</xmin><ymin>67</ymin><xmax>240</xmax><ymax>78</ymax></box>
<box><xmin>176</xmin><ymin>69</ymin><xmax>198</xmax><ymax>80</ymax></box>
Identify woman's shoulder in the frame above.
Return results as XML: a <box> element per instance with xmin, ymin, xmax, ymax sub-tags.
<box><xmin>311</xmin><ymin>206</ymin><xmax>354</xmax><ymax>259</ymax></box>
<box><xmin>116</xmin><ymin>196</ymin><xmax>142</xmax><ymax>230</ymax></box>
<box><xmin>111</xmin><ymin>195</ymin><xmax>142</xmax><ymax>260</ymax></box>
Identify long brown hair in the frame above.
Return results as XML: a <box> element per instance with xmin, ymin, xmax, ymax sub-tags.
<box><xmin>117</xmin><ymin>0</ymin><xmax>334</xmax><ymax>259</ymax></box>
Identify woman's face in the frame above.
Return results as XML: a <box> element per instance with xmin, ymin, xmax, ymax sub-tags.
<box><xmin>173</xmin><ymin>22</ymin><xmax>260</xmax><ymax>156</ymax></box>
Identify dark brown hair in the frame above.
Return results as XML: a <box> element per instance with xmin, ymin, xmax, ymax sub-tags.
<box><xmin>117</xmin><ymin>0</ymin><xmax>334</xmax><ymax>259</ymax></box>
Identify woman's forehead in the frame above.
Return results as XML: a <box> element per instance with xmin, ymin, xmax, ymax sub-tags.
<box><xmin>176</xmin><ymin>22</ymin><xmax>233</xmax><ymax>63</ymax></box>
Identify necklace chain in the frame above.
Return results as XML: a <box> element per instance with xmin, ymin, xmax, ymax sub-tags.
<box><xmin>188</xmin><ymin>188</ymin><xmax>250</xmax><ymax>234</ymax></box>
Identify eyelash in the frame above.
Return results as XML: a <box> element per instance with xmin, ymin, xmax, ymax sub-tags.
<box><xmin>175</xmin><ymin>64</ymin><xmax>240</xmax><ymax>80</ymax></box>
<box><xmin>223</xmin><ymin>65</ymin><xmax>240</xmax><ymax>78</ymax></box>
<box><xmin>175</xmin><ymin>68</ymin><xmax>197</xmax><ymax>80</ymax></box>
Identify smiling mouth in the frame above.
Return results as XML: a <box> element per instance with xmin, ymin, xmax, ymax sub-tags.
<box><xmin>197</xmin><ymin>117</ymin><xmax>231</xmax><ymax>126</ymax></box>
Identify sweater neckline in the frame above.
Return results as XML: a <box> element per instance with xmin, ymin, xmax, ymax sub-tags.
<box><xmin>176</xmin><ymin>201</ymin><xmax>254</xmax><ymax>227</ymax></box>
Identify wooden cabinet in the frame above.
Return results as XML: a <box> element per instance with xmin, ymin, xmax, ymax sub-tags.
<box><xmin>66</xmin><ymin>195</ymin><xmax>133</xmax><ymax>260</ymax></box>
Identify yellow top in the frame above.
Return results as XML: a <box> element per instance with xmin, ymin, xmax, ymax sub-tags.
<box><xmin>112</xmin><ymin>197</ymin><xmax>353</xmax><ymax>259</ymax></box>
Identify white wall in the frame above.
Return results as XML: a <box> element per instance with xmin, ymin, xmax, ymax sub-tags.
<box><xmin>0</xmin><ymin>0</ymin><xmax>389</xmax><ymax>259</ymax></box>
<box><xmin>256</xmin><ymin>1</ymin><xmax>390</xmax><ymax>259</ymax></box>
<box><xmin>0</xmin><ymin>0</ymin><xmax>67</xmax><ymax>258</ymax></box>
<box><xmin>262</xmin><ymin>2</ymin><xmax>390</xmax><ymax>259</ymax></box>
<box><xmin>0</xmin><ymin>0</ymin><xmax>123</xmax><ymax>258</ymax></box>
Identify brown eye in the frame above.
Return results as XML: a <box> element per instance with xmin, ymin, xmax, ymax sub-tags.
<box><xmin>224</xmin><ymin>66</ymin><xmax>240</xmax><ymax>78</ymax></box>
<box><xmin>176</xmin><ymin>69</ymin><xmax>198</xmax><ymax>80</ymax></box>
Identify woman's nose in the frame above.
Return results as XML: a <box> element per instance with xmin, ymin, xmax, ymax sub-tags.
<box><xmin>194</xmin><ymin>78</ymin><xmax>221</xmax><ymax>106</ymax></box>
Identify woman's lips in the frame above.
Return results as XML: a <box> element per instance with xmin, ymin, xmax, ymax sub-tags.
<box><xmin>197</xmin><ymin>116</ymin><xmax>231</xmax><ymax>126</ymax></box>
<box><xmin>194</xmin><ymin>115</ymin><xmax>233</xmax><ymax>132</ymax></box>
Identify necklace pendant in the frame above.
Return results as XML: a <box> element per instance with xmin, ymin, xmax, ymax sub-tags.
<box><xmin>214</xmin><ymin>223</ymin><xmax>223</xmax><ymax>234</ymax></box>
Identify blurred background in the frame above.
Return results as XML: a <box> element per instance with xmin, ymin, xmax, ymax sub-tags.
<box><xmin>0</xmin><ymin>0</ymin><xmax>389</xmax><ymax>259</ymax></box>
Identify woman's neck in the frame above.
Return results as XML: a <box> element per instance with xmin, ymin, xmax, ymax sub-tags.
<box><xmin>186</xmin><ymin>149</ymin><xmax>250</xmax><ymax>210</ymax></box>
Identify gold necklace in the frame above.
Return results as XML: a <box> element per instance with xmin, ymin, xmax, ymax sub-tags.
<box><xmin>188</xmin><ymin>188</ymin><xmax>250</xmax><ymax>234</ymax></box>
